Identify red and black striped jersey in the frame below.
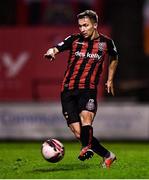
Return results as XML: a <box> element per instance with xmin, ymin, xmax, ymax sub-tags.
<box><xmin>55</xmin><ymin>33</ymin><xmax>118</xmax><ymax>92</ymax></box>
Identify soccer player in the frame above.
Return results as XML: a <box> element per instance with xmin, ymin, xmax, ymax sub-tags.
<box><xmin>44</xmin><ymin>10</ymin><xmax>118</xmax><ymax>168</ymax></box>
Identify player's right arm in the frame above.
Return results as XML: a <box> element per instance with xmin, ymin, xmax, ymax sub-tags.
<box><xmin>44</xmin><ymin>47</ymin><xmax>59</xmax><ymax>61</ymax></box>
<box><xmin>44</xmin><ymin>34</ymin><xmax>77</xmax><ymax>61</ymax></box>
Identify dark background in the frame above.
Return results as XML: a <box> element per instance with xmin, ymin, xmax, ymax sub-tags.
<box><xmin>0</xmin><ymin>0</ymin><xmax>149</xmax><ymax>102</ymax></box>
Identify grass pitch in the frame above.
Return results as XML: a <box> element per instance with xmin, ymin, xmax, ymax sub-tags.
<box><xmin>0</xmin><ymin>141</ymin><xmax>149</xmax><ymax>179</ymax></box>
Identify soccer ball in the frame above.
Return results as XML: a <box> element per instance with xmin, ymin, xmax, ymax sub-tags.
<box><xmin>41</xmin><ymin>138</ymin><xmax>65</xmax><ymax>163</ymax></box>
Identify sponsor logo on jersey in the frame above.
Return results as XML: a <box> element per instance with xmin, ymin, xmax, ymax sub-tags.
<box><xmin>75</xmin><ymin>51</ymin><xmax>101</xmax><ymax>60</ymax></box>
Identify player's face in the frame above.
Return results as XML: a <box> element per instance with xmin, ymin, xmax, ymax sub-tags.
<box><xmin>78</xmin><ymin>17</ymin><xmax>97</xmax><ymax>39</ymax></box>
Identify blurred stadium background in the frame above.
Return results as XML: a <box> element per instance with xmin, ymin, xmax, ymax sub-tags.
<box><xmin>0</xmin><ymin>0</ymin><xmax>149</xmax><ymax>141</ymax></box>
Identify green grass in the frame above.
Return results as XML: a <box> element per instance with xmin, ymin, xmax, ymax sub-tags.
<box><xmin>0</xmin><ymin>141</ymin><xmax>149</xmax><ymax>179</ymax></box>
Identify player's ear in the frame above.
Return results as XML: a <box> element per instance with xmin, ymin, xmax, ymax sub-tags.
<box><xmin>94</xmin><ymin>23</ymin><xmax>98</xmax><ymax>29</ymax></box>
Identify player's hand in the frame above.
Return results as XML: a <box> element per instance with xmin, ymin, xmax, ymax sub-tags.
<box><xmin>44</xmin><ymin>48</ymin><xmax>55</xmax><ymax>61</ymax></box>
<box><xmin>105</xmin><ymin>80</ymin><xmax>115</xmax><ymax>96</ymax></box>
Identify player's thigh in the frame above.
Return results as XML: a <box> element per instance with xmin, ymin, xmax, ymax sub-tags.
<box><xmin>80</xmin><ymin>110</ymin><xmax>95</xmax><ymax>125</ymax></box>
<box><xmin>78</xmin><ymin>89</ymin><xmax>97</xmax><ymax>114</ymax></box>
<box><xmin>61</xmin><ymin>91</ymin><xmax>80</xmax><ymax>125</ymax></box>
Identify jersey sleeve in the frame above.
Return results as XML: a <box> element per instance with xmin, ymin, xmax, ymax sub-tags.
<box><xmin>55</xmin><ymin>35</ymin><xmax>74</xmax><ymax>52</ymax></box>
<box><xmin>107</xmin><ymin>39</ymin><xmax>118</xmax><ymax>60</ymax></box>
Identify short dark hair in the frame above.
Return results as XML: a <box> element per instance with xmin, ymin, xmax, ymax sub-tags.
<box><xmin>77</xmin><ymin>10</ymin><xmax>98</xmax><ymax>23</ymax></box>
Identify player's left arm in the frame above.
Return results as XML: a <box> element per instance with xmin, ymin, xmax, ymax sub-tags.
<box><xmin>106</xmin><ymin>57</ymin><xmax>118</xmax><ymax>96</ymax></box>
<box><xmin>106</xmin><ymin>39</ymin><xmax>118</xmax><ymax>96</ymax></box>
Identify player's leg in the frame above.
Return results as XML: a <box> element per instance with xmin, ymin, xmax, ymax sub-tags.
<box><xmin>69</xmin><ymin>122</ymin><xmax>81</xmax><ymax>140</ymax></box>
<box><xmin>91</xmin><ymin>136</ymin><xmax>116</xmax><ymax>168</ymax></box>
<box><xmin>78</xmin><ymin>110</ymin><xmax>94</xmax><ymax>160</ymax></box>
<box><xmin>61</xmin><ymin>90</ymin><xmax>81</xmax><ymax>139</ymax></box>
<box><xmin>77</xmin><ymin>89</ymin><xmax>97</xmax><ymax>161</ymax></box>
<box><xmin>79</xmin><ymin>110</ymin><xmax>110</xmax><ymax>161</ymax></box>
<box><xmin>66</xmin><ymin>113</ymin><xmax>116</xmax><ymax>167</ymax></box>
<box><xmin>61</xmin><ymin>90</ymin><xmax>80</xmax><ymax>124</ymax></box>
<box><xmin>79</xmin><ymin>110</ymin><xmax>116</xmax><ymax>167</ymax></box>
<box><xmin>78</xmin><ymin>89</ymin><xmax>116</xmax><ymax>166</ymax></box>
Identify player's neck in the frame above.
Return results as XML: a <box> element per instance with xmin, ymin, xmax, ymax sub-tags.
<box><xmin>90</xmin><ymin>30</ymin><xmax>99</xmax><ymax>40</ymax></box>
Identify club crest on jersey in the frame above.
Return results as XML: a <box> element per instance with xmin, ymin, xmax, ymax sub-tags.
<box><xmin>98</xmin><ymin>42</ymin><xmax>107</xmax><ymax>51</ymax></box>
<box><xmin>86</xmin><ymin>99</ymin><xmax>95</xmax><ymax>111</ymax></box>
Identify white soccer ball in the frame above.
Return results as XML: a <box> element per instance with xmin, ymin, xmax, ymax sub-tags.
<box><xmin>41</xmin><ymin>138</ymin><xmax>65</xmax><ymax>163</ymax></box>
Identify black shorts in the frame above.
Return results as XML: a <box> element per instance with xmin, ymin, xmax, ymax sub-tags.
<box><xmin>61</xmin><ymin>89</ymin><xmax>97</xmax><ymax>125</ymax></box>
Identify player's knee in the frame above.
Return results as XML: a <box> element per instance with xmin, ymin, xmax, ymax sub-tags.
<box><xmin>80</xmin><ymin>111</ymin><xmax>94</xmax><ymax>125</ymax></box>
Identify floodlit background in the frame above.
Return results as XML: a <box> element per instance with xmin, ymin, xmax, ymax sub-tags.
<box><xmin>0</xmin><ymin>0</ymin><xmax>149</xmax><ymax>140</ymax></box>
